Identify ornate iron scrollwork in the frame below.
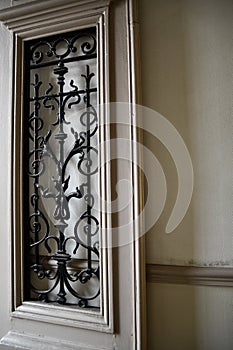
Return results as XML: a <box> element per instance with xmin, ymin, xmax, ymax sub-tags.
<box><xmin>24</xmin><ymin>28</ymin><xmax>99</xmax><ymax>308</ymax></box>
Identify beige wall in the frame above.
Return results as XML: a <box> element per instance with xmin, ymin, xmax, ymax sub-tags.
<box><xmin>147</xmin><ymin>283</ymin><xmax>233</xmax><ymax>350</ymax></box>
<box><xmin>139</xmin><ymin>0</ymin><xmax>233</xmax><ymax>349</ymax></box>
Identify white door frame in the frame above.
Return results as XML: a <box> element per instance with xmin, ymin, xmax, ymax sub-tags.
<box><xmin>0</xmin><ymin>0</ymin><xmax>146</xmax><ymax>349</ymax></box>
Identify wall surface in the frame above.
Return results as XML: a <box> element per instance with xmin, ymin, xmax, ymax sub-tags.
<box><xmin>139</xmin><ymin>0</ymin><xmax>233</xmax><ymax>349</ymax></box>
<box><xmin>147</xmin><ymin>283</ymin><xmax>233</xmax><ymax>350</ymax></box>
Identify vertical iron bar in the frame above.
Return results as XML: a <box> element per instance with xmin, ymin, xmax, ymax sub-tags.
<box><xmin>33</xmin><ymin>73</ymin><xmax>40</xmax><ymax>265</ymax></box>
<box><xmin>85</xmin><ymin>65</ymin><xmax>92</xmax><ymax>270</ymax></box>
<box><xmin>52</xmin><ymin>61</ymin><xmax>70</xmax><ymax>303</ymax></box>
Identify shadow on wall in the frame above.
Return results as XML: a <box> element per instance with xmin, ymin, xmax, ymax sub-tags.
<box><xmin>139</xmin><ymin>0</ymin><xmax>233</xmax><ymax>349</ymax></box>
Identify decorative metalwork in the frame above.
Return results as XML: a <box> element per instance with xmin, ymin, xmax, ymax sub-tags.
<box><xmin>24</xmin><ymin>28</ymin><xmax>100</xmax><ymax>308</ymax></box>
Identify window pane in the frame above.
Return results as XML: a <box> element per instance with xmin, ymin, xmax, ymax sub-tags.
<box><xmin>24</xmin><ymin>28</ymin><xmax>100</xmax><ymax>308</ymax></box>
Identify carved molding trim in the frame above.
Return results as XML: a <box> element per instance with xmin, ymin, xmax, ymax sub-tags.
<box><xmin>146</xmin><ymin>264</ymin><xmax>233</xmax><ymax>287</ymax></box>
<box><xmin>0</xmin><ymin>0</ymin><xmax>111</xmax><ymax>26</ymax></box>
<box><xmin>4</xmin><ymin>0</ymin><xmax>113</xmax><ymax>335</ymax></box>
<box><xmin>1</xmin><ymin>331</ymin><xmax>102</xmax><ymax>350</ymax></box>
<box><xmin>0</xmin><ymin>0</ymin><xmax>146</xmax><ymax>348</ymax></box>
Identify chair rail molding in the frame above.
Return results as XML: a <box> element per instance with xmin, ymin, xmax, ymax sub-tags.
<box><xmin>147</xmin><ymin>264</ymin><xmax>233</xmax><ymax>287</ymax></box>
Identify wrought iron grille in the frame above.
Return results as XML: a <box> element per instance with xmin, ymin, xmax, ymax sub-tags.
<box><xmin>24</xmin><ymin>28</ymin><xmax>100</xmax><ymax>308</ymax></box>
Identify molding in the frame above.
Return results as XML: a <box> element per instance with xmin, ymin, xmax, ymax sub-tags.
<box><xmin>9</xmin><ymin>0</ymin><xmax>113</xmax><ymax>335</ymax></box>
<box><xmin>0</xmin><ymin>1</ymin><xmax>111</xmax><ymax>40</ymax></box>
<box><xmin>146</xmin><ymin>264</ymin><xmax>233</xmax><ymax>287</ymax></box>
<box><xmin>0</xmin><ymin>0</ymin><xmax>146</xmax><ymax>348</ymax></box>
<box><xmin>0</xmin><ymin>331</ymin><xmax>107</xmax><ymax>350</ymax></box>
<box><xmin>0</xmin><ymin>0</ymin><xmax>111</xmax><ymax>26</ymax></box>
<box><xmin>0</xmin><ymin>1</ymin><xmax>111</xmax><ymax>39</ymax></box>
<box><xmin>127</xmin><ymin>1</ymin><xmax>146</xmax><ymax>349</ymax></box>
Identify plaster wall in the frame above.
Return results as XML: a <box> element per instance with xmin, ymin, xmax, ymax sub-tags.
<box><xmin>139</xmin><ymin>0</ymin><xmax>233</xmax><ymax>349</ymax></box>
